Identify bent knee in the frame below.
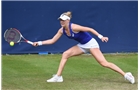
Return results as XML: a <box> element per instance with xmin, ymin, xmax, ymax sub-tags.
<box><xmin>62</xmin><ymin>51</ymin><xmax>71</xmax><ymax>59</ymax></box>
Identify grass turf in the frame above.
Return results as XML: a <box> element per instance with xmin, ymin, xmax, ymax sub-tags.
<box><xmin>2</xmin><ymin>53</ymin><xmax>138</xmax><ymax>90</ymax></box>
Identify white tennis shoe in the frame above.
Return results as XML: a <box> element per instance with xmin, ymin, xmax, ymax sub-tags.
<box><xmin>124</xmin><ymin>72</ymin><xmax>135</xmax><ymax>84</ymax></box>
<box><xmin>47</xmin><ymin>75</ymin><xmax>63</xmax><ymax>82</ymax></box>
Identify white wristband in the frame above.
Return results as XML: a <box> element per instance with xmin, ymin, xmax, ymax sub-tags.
<box><xmin>98</xmin><ymin>34</ymin><xmax>103</xmax><ymax>39</ymax></box>
<box><xmin>38</xmin><ymin>41</ymin><xmax>42</xmax><ymax>46</ymax></box>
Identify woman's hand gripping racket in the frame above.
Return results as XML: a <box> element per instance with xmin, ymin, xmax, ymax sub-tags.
<box><xmin>4</xmin><ymin>28</ymin><xmax>33</xmax><ymax>45</ymax></box>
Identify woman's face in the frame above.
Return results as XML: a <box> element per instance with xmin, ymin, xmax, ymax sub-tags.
<box><xmin>60</xmin><ymin>19</ymin><xmax>69</xmax><ymax>27</ymax></box>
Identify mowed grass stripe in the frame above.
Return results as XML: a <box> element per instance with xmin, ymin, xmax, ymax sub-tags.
<box><xmin>2</xmin><ymin>54</ymin><xmax>138</xmax><ymax>90</ymax></box>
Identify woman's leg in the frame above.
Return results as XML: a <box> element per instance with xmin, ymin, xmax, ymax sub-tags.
<box><xmin>90</xmin><ymin>48</ymin><xmax>125</xmax><ymax>76</ymax></box>
<box><xmin>47</xmin><ymin>45</ymin><xmax>84</xmax><ymax>82</ymax></box>
<box><xmin>57</xmin><ymin>45</ymin><xmax>84</xmax><ymax>76</ymax></box>
<box><xmin>89</xmin><ymin>48</ymin><xmax>135</xmax><ymax>84</ymax></box>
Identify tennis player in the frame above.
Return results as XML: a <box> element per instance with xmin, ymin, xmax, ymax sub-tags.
<box><xmin>33</xmin><ymin>11</ymin><xmax>135</xmax><ymax>84</ymax></box>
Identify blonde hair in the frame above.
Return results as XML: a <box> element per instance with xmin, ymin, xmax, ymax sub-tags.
<box><xmin>63</xmin><ymin>11</ymin><xmax>72</xmax><ymax>19</ymax></box>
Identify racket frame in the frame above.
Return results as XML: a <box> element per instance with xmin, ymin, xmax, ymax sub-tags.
<box><xmin>4</xmin><ymin>28</ymin><xmax>33</xmax><ymax>45</ymax></box>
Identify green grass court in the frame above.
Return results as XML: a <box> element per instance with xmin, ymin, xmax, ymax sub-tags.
<box><xmin>2</xmin><ymin>53</ymin><xmax>138</xmax><ymax>90</ymax></box>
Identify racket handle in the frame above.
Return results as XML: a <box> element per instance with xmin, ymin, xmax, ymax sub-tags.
<box><xmin>27</xmin><ymin>41</ymin><xmax>33</xmax><ymax>45</ymax></box>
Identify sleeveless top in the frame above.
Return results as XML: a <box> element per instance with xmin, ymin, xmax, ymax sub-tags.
<box><xmin>63</xmin><ymin>23</ymin><xmax>92</xmax><ymax>44</ymax></box>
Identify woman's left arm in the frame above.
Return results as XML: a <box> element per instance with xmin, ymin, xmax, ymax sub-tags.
<box><xmin>72</xmin><ymin>24</ymin><xmax>108</xmax><ymax>42</ymax></box>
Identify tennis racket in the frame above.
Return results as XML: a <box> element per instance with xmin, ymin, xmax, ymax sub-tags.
<box><xmin>4</xmin><ymin>28</ymin><xmax>33</xmax><ymax>45</ymax></box>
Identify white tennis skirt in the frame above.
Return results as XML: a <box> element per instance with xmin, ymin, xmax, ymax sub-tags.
<box><xmin>77</xmin><ymin>38</ymin><xmax>99</xmax><ymax>53</ymax></box>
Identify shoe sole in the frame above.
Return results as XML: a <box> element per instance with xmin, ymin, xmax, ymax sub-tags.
<box><xmin>47</xmin><ymin>80</ymin><xmax>63</xmax><ymax>82</ymax></box>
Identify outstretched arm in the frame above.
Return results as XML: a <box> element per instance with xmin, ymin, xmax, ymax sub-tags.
<box><xmin>72</xmin><ymin>24</ymin><xmax>108</xmax><ymax>42</ymax></box>
<box><xmin>33</xmin><ymin>28</ymin><xmax>63</xmax><ymax>46</ymax></box>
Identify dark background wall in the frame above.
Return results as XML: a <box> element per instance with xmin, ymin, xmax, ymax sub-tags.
<box><xmin>2</xmin><ymin>1</ymin><xmax>138</xmax><ymax>54</ymax></box>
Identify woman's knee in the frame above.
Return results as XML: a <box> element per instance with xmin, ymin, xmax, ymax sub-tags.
<box><xmin>99</xmin><ymin>61</ymin><xmax>111</xmax><ymax>67</ymax></box>
<box><xmin>62</xmin><ymin>51</ymin><xmax>71</xmax><ymax>59</ymax></box>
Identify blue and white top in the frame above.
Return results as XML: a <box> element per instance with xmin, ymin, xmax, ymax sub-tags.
<box><xmin>63</xmin><ymin>23</ymin><xmax>92</xmax><ymax>44</ymax></box>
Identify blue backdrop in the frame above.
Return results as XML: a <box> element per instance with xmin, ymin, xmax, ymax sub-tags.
<box><xmin>2</xmin><ymin>1</ymin><xmax>138</xmax><ymax>54</ymax></box>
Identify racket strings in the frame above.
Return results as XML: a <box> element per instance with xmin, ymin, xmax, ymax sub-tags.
<box><xmin>4</xmin><ymin>28</ymin><xmax>21</xmax><ymax>43</ymax></box>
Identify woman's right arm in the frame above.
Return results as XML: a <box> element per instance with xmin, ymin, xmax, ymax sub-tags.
<box><xmin>33</xmin><ymin>28</ymin><xmax>63</xmax><ymax>46</ymax></box>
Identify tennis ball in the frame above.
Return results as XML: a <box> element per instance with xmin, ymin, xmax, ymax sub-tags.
<box><xmin>10</xmin><ymin>41</ymin><xmax>14</xmax><ymax>46</ymax></box>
